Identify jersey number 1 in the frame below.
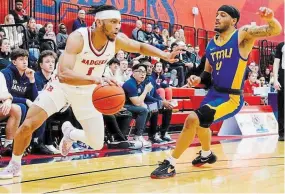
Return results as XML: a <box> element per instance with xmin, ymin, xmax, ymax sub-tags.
<box><xmin>86</xmin><ymin>67</ymin><xmax>95</xmax><ymax>75</ymax></box>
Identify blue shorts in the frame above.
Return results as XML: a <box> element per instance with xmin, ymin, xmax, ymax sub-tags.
<box><xmin>199</xmin><ymin>89</ymin><xmax>244</xmax><ymax>124</ymax></box>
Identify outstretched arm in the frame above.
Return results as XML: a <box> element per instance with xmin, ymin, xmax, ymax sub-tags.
<box><xmin>239</xmin><ymin>7</ymin><xmax>282</xmax><ymax>42</ymax></box>
<box><xmin>116</xmin><ymin>33</ymin><xmax>182</xmax><ymax>63</ymax></box>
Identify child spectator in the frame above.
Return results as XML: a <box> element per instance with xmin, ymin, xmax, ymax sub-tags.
<box><xmin>244</xmin><ymin>72</ymin><xmax>260</xmax><ymax>95</ymax></box>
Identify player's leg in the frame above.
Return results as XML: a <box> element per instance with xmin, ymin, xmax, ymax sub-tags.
<box><xmin>59</xmin><ymin>115</ymin><xmax>105</xmax><ymax>156</ymax></box>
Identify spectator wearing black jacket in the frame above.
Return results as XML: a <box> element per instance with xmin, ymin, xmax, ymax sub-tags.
<box><xmin>56</xmin><ymin>23</ymin><xmax>68</xmax><ymax>51</ymax></box>
<box><xmin>0</xmin><ymin>38</ymin><xmax>11</xmax><ymax>70</ymax></box>
<box><xmin>9</xmin><ymin>0</ymin><xmax>29</xmax><ymax>24</ymax></box>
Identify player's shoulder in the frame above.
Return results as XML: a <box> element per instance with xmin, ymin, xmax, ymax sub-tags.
<box><xmin>65</xmin><ymin>31</ymin><xmax>84</xmax><ymax>53</ymax></box>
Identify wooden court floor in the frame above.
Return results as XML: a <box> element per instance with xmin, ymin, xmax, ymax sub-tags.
<box><xmin>0</xmin><ymin>135</ymin><xmax>284</xmax><ymax>193</ymax></box>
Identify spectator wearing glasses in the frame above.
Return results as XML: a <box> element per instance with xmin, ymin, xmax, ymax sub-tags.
<box><xmin>123</xmin><ymin>64</ymin><xmax>153</xmax><ymax>147</ymax></box>
<box><xmin>72</xmin><ymin>9</ymin><xmax>87</xmax><ymax>32</ymax></box>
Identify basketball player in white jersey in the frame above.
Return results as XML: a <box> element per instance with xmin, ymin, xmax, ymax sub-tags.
<box><xmin>0</xmin><ymin>5</ymin><xmax>183</xmax><ymax>179</ymax></box>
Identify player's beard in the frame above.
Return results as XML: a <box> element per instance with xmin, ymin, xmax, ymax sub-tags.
<box><xmin>102</xmin><ymin>24</ymin><xmax>115</xmax><ymax>42</ymax></box>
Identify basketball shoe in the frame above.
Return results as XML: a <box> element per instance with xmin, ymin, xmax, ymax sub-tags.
<box><xmin>150</xmin><ymin>160</ymin><xmax>176</xmax><ymax>179</ymax></box>
<box><xmin>59</xmin><ymin>121</ymin><xmax>75</xmax><ymax>156</ymax></box>
<box><xmin>192</xmin><ymin>150</ymin><xmax>217</xmax><ymax>167</ymax></box>
<box><xmin>0</xmin><ymin>161</ymin><xmax>21</xmax><ymax>179</ymax></box>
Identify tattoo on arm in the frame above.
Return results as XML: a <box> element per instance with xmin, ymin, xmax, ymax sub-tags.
<box><xmin>245</xmin><ymin>20</ymin><xmax>280</xmax><ymax>38</ymax></box>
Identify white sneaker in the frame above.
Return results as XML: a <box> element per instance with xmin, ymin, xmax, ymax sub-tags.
<box><xmin>133</xmin><ymin>136</ymin><xmax>152</xmax><ymax>148</ymax></box>
<box><xmin>59</xmin><ymin>121</ymin><xmax>75</xmax><ymax>156</ymax></box>
<box><xmin>45</xmin><ymin>145</ymin><xmax>60</xmax><ymax>154</ymax></box>
<box><xmin>0</xmin><ymin>161</ymin><xmax>21</xmax><ymax>179</ymax></box>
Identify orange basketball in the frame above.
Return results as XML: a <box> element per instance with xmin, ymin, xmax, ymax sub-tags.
<box><xmin>92</xmin><ymin>84</ymin><xmax>125</xmax><ymax>115</ymax></box>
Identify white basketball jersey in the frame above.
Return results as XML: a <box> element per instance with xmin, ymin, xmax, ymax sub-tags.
<box><xmin>73</xmin><ymin>27</ymin><xmax>115</xmax><ymax>77</ymax></box>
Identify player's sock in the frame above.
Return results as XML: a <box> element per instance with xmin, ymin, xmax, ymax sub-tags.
<box><xmin>167</xmin><ymin>155</ymin><xmax>177</xmax><ymax>166</ymax></box>
<box><xmin>201</xmin><ymin>150</ymin><xmax>212</xmax><ymax>158</ymax></box>
<box><xmin>4</xmin><ymin>139</ymin><xmax>13</xmax><ymax>147</ymax></box>
<box><xmin>11</xmin><ymin>154</ymin><xmax>23</xmax><ymax>164</ymax></box>
<box><xmin>69</xmin><ymin>129</ymin><xmax>87</xmax><ymax>143</ymax></box>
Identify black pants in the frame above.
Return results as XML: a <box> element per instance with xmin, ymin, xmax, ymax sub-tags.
<box><xmin>148</xmin><ymin>108</ymin><xmax>172</xmax><ymax>137</ymax></box>
<box><xmin>278</xmin><ymin>73</ymin><xmax>284</xmax><ymax>137</ymax></box>
<box><xmin>103</xmin><ymin>112</ymin><xmax>132</xmax><ymax>141</ymax></box>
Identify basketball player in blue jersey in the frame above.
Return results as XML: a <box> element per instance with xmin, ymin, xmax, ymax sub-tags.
<box><xmin>151</xmin><ymin>5</ymin><xmax>282</xmax><ymax>179</ymax></box>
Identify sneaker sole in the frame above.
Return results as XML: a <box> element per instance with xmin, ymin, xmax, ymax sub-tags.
<box><xmin>150</xmin><ymin>173</ymin><xmax>176</xmax><ymax>179</ymax></box>
<box><xmin>59</xmin><ymin>139</ymin><xmax>72</xmax><ymax>156</ymax></box>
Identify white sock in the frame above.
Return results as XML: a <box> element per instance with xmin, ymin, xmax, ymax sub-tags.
<box><xmin>201</xmin><ymin>150</ymin><xmax>212</xmax><ymax>158</ymax></box>
<box><xmin>69</xmin><ymin>129</ymin><xmax>88</xmax><ymax>143</ymax></box>
<box><xmin>11</xmin><ymin>154</ymin><xmax>23</xmax><ymax>164</ymax></box>
<box><xmin>4</xmin><ymin>139</ymin><xmax>13</xmax><ymax>147</ymax></box>
<box><xmin>167</xmin><ymin>156</ymin><xmax>177</xmax><ymax>166</ymax></box>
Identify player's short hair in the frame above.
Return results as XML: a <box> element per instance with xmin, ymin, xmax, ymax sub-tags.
<box><xmin>88</xmin><ymin>5</ymin><xmax>118</xmax><ymax>15</ymax></box>
<box><xmin>38</xmin><ymin>50</ymin><xmax>57</xmax><ymax>67</ymax></box>
<box><xmin>10</xmin><ymin>48</ymin><xmax>29</xmax><ymax>61</ymax></box>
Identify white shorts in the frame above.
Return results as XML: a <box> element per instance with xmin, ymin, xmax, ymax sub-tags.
<box><xmin>34</xmin><ymin>81</ymin><xmax>101</xmax><ymax>120</ymax></box>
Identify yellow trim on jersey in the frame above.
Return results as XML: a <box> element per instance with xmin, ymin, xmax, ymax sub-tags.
<box><xmin>231</xmin><ymin>59</ymin><xmax>248</xmax><ymax>89</ymax></box>
<box><xmin>213</xmin><ymin>30</ymin><xmax>237</xmax><ymax>47</ymax></box>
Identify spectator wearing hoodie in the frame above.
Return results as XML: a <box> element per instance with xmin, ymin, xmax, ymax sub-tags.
<box><xmin>1</xmin><ymin>48</ymin><xmax>52</xmax><ymax>154</ymax></box>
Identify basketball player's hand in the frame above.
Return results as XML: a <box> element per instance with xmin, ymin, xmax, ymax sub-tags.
<box><xmin>274</xmin><ymin>80</ymin><xmax>281</xmax><ymax>91</ymax></box>
<box><xmin>0</xmin><ymin>99</ymin><xmax>12</xmax><ymax>116</ymax></box>
<box><xmin>166</xmin><ymin>46</ymin><xmax>185</xmax><ymax>63</ymax></box>
<box><xmin>145</xmin><ymin>82</ymin><xmax>153</xmax><ymax>92</ymax></box>
<box><xmin>25</xmin><ymin>68</ymin><xmax>35</xmax><ymax>83</ymax></box>
<box><xmin>188</xmin><ymin>75</ymin><xmax>201</xmax><ymax>87</ymax></box>
<box><xmin>102</xmin><ymin>77</ymin><xmax>119</xmax><ymax>86</ymax></box>
<box><xmin>257</xmin><ymin>7</ymin><xmax>274</xmax><ymax>21</ymax></box>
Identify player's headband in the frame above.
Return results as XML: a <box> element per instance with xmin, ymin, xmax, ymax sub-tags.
<box><xmin>95</xmin><ymin>10</ymin><xmax>121</xmax><ymax>20</ymax></box>
<box><xmin>218</xmin><ymin>5</ymin><xmax>240</xmax><ymax>23</ymax></box>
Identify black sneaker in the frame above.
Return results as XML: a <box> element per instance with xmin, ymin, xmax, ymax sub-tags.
<box><xmin>149</xmin><ymin>136</ymin><xmax>165</xmax><ymax>145</ymax></box>
<box><xmin>150</xmin><ymin>160</ymin><xmax>176</xmax><ymax>179</ymax></box>
<box><xmin>31</xmin><ymin>142</ymin><xmax>53</xmax><ymax>155</ymax></box>
<box><xmin>192</xmin><ymin>151</ymin><xmax>217</xmax><ymax>167</ymax></box>
<box><xmin>1</xmin><ymin>144</ymin><xmax>13</xmax><ymax>156</ymax></box>
<box><xmin>278</xmin><ymin>136</ymin><xmax>284</xmax><ymax>141</ymax></box>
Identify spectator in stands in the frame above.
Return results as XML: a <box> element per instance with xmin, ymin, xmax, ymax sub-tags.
<box><xmin>244</xmin><ymin>72</ymin><xmax>260</xmax><ymax>95</ymax></box>
<box><xmin>116</xmin><ymin>59</ymin><xmax>130</xmax><ymax>85</ymax></box>
<box><xmin>56</xmin><ymin>23</ymin><xmax>68</xmax><ymax>52</ymax></box>
<box><xmin>273</xmin><ymin>41</ymin><xmax>284</xmax><ymax>141</ymax></box>
<box><xmin>0</xmin><ymin>72</ymin><xmax>21</xmax><ymax>156</ymax></box>
<box><xmin>3</xmin><ymin>14</ymin><xmax>23</xmax><ymax>49</ymax></box>
<box><xmin>137</xmin><ymin>24</ymin><xmax>153</xmax><ymax>44</ymax></box>
<box><xmin>152</xmin><ymin>25</ymin><xmax>166</xmax><ymax>50</ymax></box>
<box><xmin>132</xmin><ymin>20</ymin><xmax>142</xmax><ymax>40</ymax></box>
<box><xmin>116</xmin><ymin>50</ymin><xmax>125</xmax><ymax>61</ymax></box>
<box><xmin>143</xmin><ymin>60</ymin><xmax>174</xmax><ymax>144</ymax></box>
<box><xmin>168</xmin><ymin>30</ymin><xmax>180</xmax><ymax>46</ymax></box>
<box><xmin>103</xmin><ymin>58</ymin><xmax>120</xmax><ymax>78</ymax></box>
<box><xmin>26</xmin><ymin>17</ymin><xmax>40</xmax><ymax>69</ymax></box>
<box><xmin>38</xmin><ymin>22</ymin><xmax>54</xmax><ymax>41</ymax></box>
<box><xmin>40</xmin><ymin>31</ymin><xmax>59</xmax><ymax>55</ymax></box>
<box><xmin>161</xmin><ymin>29</ymin><xmax>170</xmax><ymax>48</ymax></box>
<box><xmin>194</xmin><ymin>46</ymin><xmax>201</xmax><ymax>65</ymax></box>
<box><xmin>259</xmin><ymin>76</ymin><xmax>267</xmax><ymax>87</ymax></box>
<box><xmin>1</xmin><ymin>49</ymin><xmax>52</xmax><ymax>154</ymax></box>
<box><xmin>264</xmin><ymin>68</ymin><xmax>271</xmax><ymax>83</ymax></box>
<box><xmin>9</xmin><ymin>0</ymin><xmax>29</xmax><ymax>24</ymax></box>
<box><xmin>0</xmin><ymin>38</ymin><xmax>11</xmax><ymax>70</ymax></box>
<box><xmin>178</xmin><ymin>29</ymin><xmax>186</xmax><ymax>43</ymax></box>
<box><xmin>122</xmin><ymin>63</ymin><xmax>153</xmax><ymax>147</ymax></box>
<box><xmin>245</xmin><ymin>61</ymin><xmax>256</xmax><ymax>80</ymax></box>
<box><xmin>72</xmin><ymin>9</ymin><xmax>87</xmax><ymax>32</ymax></box>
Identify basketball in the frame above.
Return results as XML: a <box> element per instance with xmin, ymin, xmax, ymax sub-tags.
<box><xmin>92</xmin><ymin>84</ymin><xmax>125</xmax><ymax>115</ymax></box>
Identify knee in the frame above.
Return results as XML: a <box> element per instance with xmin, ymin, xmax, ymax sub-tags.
<box><xmin>9</xmin><ymin>104</ymin><xmax>21</xmax><ymax>118</ymax></box>
<box><xmin>20</xmin><ymin>120</ymin><xmax>34</xmax><ymax>134</ymax></box>
<box><xmin>139</xmin><ymin>107</ymin><xmax>149</xmax><ymax>115</ymax></box>
<box><xmin>184</xmin><ymin>112</ymin><xmax>199</xmax><ymax>129</ymax></box>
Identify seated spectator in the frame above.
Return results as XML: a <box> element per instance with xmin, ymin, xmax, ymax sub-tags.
<box><xmin>116</xmin><ymin>59</ymin><xmax>130</xmax><ymax>85</ymax></box>
<box><xmin>259</xmin><ymin>76</ymin><xmax>268</xmax><ymax>87</ymax></box>
<box><xmin>38</xmin><ymin>22</ymin><xmax>54</xmax><ymax>41</ymax></box>
<box><xmin>161</xmin><ymin>29</ymin><xmax>170</xmax><ymax>47</ymax></box>
<box><xmin>122</xmin><ymin>63</ymin><xmax>153</xmax><ymax>147</ymax></box>
<box><xmin>0</xmin><ymin>72</ymin><xmax>21</xmax><ymax>156</ymax></box>
<box><xmin>137</xmin><ymin>24</ymin><xmax>153</xmax><ymax>44</ymax></box>
<box><xmin>132</xmin><ymin>20</ymin><xmax>142</xmax><ymax>40</ymax></box>
<box><xmin>116</xmin><ymin>50</ymin><xmax>125</xmax><ymax>61</ymax></box>
<box><xmin>56</xmin><ymin>23</ymin><xmax>68</xmax><ymax>52</ymax></box>
<box><xmin>72</xmin><ymin>9</ymin><xmax>87</xmax><ymax>32</ymax></box>
<box><xmin>152</xmin><ymin>25</ymin><xmax>166</xmax><ymax>50</ymax></box>
<box><xmin>143</xmin><ymin>61</ymin><xmax>175</xmax><ymax>144</ymax></box>
<box><xmin>168</xmin><ymin>30</ymin><xmax>180</xmax><ymax>46</ymax></box>
<box><xmin>244</xmin><ymin>72</ymin><xmax>260</xmax><ymax>95</ymax></box>
<box><xmin>3</xmin><ymin>14</ymin><xmax>23</xmax><ymax>49</ymax></box>
<box><xmin>26</xmin><ymin>17</ymin><xmax>40</xmax><ymax>69</ymax></box>
<box><xmin>0</xmin><ymin>38</ymin><xmax>11</xmax><ymax>70</ymax></box>
<box><xmin>0</xmin><ymin>27</ymin><xmax>6</xmax><ymax>40</ymax></box>
<box><xmin>9</xmin><ymin>0</ymin><xmax>29</xmax><ymax>24</ymax></box>
<box><xmin>103</xmin><ymin>58</ymin><xmax>120</xmax><ymax>78</ymax></box>
<box><xmin>264</xmin><ymin>68</ymin><xmax>271</xmax><ymax>83</ymax></box>
<box><xmin>1</xmin><ymin>49</ymin><xmax>52</xmax><ymax>154</ymax></box>
<box><xmin>178</xmin><ymin>29</ymin><xmax>186</xmax><ymax>43</ymax></box>
<box><xmin>40</xmin><ymin>31</ymin><xmax>60</xmax><ymax>56</ymax></box>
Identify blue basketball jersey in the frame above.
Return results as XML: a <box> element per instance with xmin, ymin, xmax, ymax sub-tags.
<box><xmin>205</xmin><ymin>30</ymin><xmax>248</xmax><ymax>90</ymax></box>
